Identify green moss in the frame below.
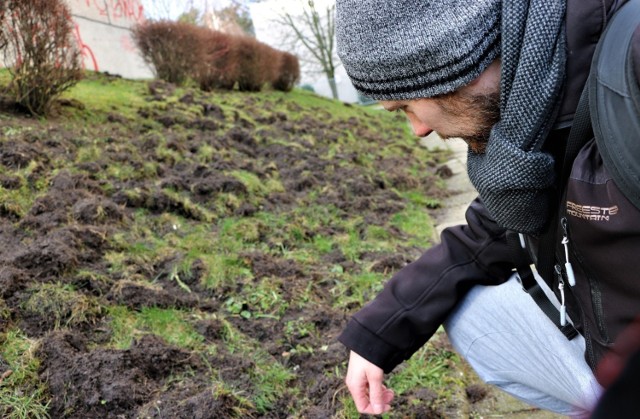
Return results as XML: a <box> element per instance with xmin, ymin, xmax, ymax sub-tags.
<box><xmin>203</xmin><ymin>254</ymin><xmax>253</xmax><ymax>289</ymax></box>
<box><xmin>196</xmin><ymin>143</ymin><xmax>216</xmax><ymax>163</ymax></box>
<box><xmin>402</xmin><ymin>191</ymin><xmax>441</xmax><ymax>208</ymax></box>
<box><xmin>160</xmin><ymin>189</ymin><xmax>216</xmax><ymax>222</ymax></box>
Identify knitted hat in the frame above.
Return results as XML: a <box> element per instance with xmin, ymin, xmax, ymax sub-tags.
<box><xmin>336</xmin><ymin>0</ymin><xmax>501</xmax><ymax>100</ymax></box>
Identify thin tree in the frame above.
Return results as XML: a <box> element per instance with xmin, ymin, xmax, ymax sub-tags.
<box><xmin>278</xmin><ymin>0</ymin><xmax>339</xmax><ymax>99</ymax></box>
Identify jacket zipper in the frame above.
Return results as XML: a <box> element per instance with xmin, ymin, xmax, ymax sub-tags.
<box><xmin>555</xmin><ymin>264</ymin><xmax>567</xmax><ymax>326</ymax></box>
<box><xmin>560</xmin><ymin>217</ymin><xmax>576</xmax><ymax>286</ymax></box>
<box><xmin>559</xmin><ymin>216</ymin><xmax>610</xmax><ymax>343</ymax></box>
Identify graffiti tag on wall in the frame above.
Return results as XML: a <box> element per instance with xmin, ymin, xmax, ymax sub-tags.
<box><xmin>69</xmin><ymin>0</ymin><xmax>147</xmax><ymax>75</ymax></box>
<box><xmin>72</xmin><ymin>23</ymin><xmax>99</xmax><ymax>71</ymax></box>
<box><xmin>73</xmin><ymin>0</ymin><xmax>145</xmax><ymax>24</ymax></box>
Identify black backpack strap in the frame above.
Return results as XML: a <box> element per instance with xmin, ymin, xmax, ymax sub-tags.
<box><xmin>506</xmin><ymin>231</ymin><xmax>578</xmax><ymax>340</ymax></box>
<box><xmin>590</xmin><ymin>0</ymin><xmax>640</xmax><ymax>210</ymax></box>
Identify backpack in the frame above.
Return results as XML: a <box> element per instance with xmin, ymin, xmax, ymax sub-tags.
<box><xmin>590</xmin><ymin>0</ymin><xmax>640</xmax><ymax>210</ymax></box>
<box><xmin>510</xmin><ymin>0</ymin><xmax>640</xmax><ymax>339</ymax></box>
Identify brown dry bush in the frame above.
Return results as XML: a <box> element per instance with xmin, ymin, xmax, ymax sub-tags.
<box><xmin>0</xmin><ymin>0</ymin><xmax>82</xmax><ymax>116</ymax></box>
<box><xmin>272</xmin><ymin>52</ymin><xmax>300</xmax><ymax>92</ymax></box>
<box><xmin>259</xmin><ymin>43</ymin><xmax>281</xmax><ymax>90</ymax></box>
<box><xmin>0</xmin><ymin>6</ymin><xmax>7</xmax><ymax>51</ymax></box>
<box><xmin>233</xmin><ymin>36</ymin><xmax>278</xmax><ymax>92</ymax></box>
<box><xmin>133</xmin><ymin>21</ymin><xmax>296</xmax><ymax>94</ymax></box>
<box><xmin>195</xmin><ymin>30</ymin><xmax>237</xmax><ymax>91</ymax></box>
<box><xmin>132</xmin><ymin>20</ymin><xmax>203</xmax><ymax>86</ymax></box>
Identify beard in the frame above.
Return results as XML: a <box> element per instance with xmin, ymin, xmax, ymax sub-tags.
<box><xmin>436</xmin><ymin>90</ymin><xmax>501</xmax><ymax>154</ymax></box>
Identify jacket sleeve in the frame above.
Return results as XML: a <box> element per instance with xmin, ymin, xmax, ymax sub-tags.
<box><xmin>338</xmin><ymin>197</ymin><xmax>514</xmax><ymax>373</ymax></box>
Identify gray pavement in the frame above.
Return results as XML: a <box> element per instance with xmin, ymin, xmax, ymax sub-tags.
<box><xmin>420</xmin><ymin>133</ymin><xmax>477</xmax><ymax>238</ymax></box>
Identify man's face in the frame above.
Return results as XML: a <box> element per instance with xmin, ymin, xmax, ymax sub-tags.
<box><xmin>380</xmin><ymin>60</ymin><xmax>501</xmax><ymax>154</ymax></box>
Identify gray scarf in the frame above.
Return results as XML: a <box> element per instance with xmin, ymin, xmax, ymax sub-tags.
<box><xmin>467</xmin><ymin>1</ymin><xmax>567</xmax><ymax>234</ymax></box>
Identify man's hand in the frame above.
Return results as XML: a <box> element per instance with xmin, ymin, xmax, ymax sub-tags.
<box><xmin>344</xmin><ymin>351</ymin><xmax>394</xmax><ymax>414</ymax></box>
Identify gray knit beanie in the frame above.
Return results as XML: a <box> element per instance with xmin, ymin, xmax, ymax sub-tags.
<box><xmin>336</xmin><ymin>0</ymin><xmax>501</xmax><ymax>100</ymax></box>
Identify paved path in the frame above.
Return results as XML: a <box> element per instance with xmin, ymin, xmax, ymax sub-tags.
<box><xmin>420</xmin><ymin>133</ymin><xmax>477</xmax><ymax>237</ymax></box>
<box><xmin>421</xmin><ymin>133</ymin><xmax>566</xmax><ymax>418</ymax></box>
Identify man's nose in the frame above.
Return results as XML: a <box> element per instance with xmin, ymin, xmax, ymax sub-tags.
<box><xmin>409</xmin><ymin>119</ymin><xmax>433</xmax><ymax>138</ymax></box>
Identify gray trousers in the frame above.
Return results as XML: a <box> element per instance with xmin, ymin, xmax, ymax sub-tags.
<box><xmin>444</xmin><ymin>274</ymin><xmax>602</xmax><ymax>417</ymax></box>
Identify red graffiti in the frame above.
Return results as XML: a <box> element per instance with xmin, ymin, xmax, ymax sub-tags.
<box><xmin>73</xmin><ymin>0</ymin><xmax>108</xmax><ymax>17</ymax></box>
<box><xmin>73</xmin><ymin>0</ymin><xmax>144</xmax><ymax>24</ymax></box>
<box><xmin>119</xmin><ymin>34</ymin><xmax>137</xmax><ymax>53</ymax></box>
<box><xmin>111</xmin><ymin>0</ymin><xmax>145</xmax><ymax>23</ymax></box>
<box><xmin>73</xmin><ymin>23</ymin><xmax>99</xmax><ymax>71</ymax></box>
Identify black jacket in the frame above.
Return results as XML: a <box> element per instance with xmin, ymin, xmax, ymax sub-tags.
<box><xmin>338</xmin><ymin>0</ymin><xmax>640</xmax><ymax>376</ymax></box>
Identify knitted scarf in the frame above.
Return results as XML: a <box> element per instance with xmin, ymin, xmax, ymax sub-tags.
<box><xmin>467</xmin><ymin>1</ymin><xmax>567</xmax><ymax>234</ymax></box>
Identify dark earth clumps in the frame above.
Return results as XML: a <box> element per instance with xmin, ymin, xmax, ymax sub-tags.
<box><xmin>0</xmin><ymin>77</ymin><xmax>494</xmax><ymax>418</ymax></box>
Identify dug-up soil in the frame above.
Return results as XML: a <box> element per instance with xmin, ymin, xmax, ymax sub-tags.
<box><xmin>0</xmin><ymin>77</ymin><xmax>561</xmax><ymax>418</ymax></box>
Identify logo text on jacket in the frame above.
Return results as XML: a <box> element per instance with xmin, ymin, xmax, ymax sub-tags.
<box><xmin>567</xmin><ymin>201</ymin><xmax>619</xmax><ymax>221</ymax></box>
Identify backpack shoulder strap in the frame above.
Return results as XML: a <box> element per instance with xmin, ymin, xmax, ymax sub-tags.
<box><xmin>590</xmin><ymin>0</ymin><xmax>640</xmax><ymax>210</ymax></box>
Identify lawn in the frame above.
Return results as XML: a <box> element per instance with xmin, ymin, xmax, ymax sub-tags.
<box><xmin>0</xmin><ymin>71</ymin><xmax>498</xmax><ymax>418</ymax></box>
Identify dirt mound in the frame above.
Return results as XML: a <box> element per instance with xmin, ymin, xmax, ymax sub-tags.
<box><xmin>38</xmin><ymin>332</ymin><xmax>194</xmax><ymax>418</ymax></box>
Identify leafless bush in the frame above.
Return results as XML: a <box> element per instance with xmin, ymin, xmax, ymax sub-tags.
<box><xmin>0</xmin><ymin>6</ymin><xmax>7</xmax><ymax>52</ymax></box>
<box><xmin>195</xmin><ymin>30</ymin><xmax>237</xmax><ymax>91</ymax></box>
<box><xmin>133</xmin><ymin>20</ymin><xmax>297</xmax><ymax>94</ymax></box>
<box><xmin>1</xmin><ymin>0</ymin><xmax>82</xmax><ymax>116</ymax></box>
<box><xmin>272</xmin><ymin>52</ymin><xmax>300</xmax><ymax>92</ymax></box>
<box><xmin>234</xmin><ymin>36</ymin><xmax>277</xmax><ymax>92</ymax></box>
<box><xmin>132</xmin><ymin>20</ymin><xmax>203</xmax><ymax>85</ymax></box>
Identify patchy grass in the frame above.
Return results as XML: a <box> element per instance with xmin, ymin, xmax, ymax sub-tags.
<box><xmin>0</xmin><ymin>330</ymin><xmax>50</xmax><ymax>419</ymax></box>
<box><xmin>107</xmin><ymin>305</ymin><xmax>204</xmax><ymax>350</ymax></box>
<box><xmin>0</xmin><ymin>72</ymin><xmax>494</xmax><ymax>418</ymax></box>
<box><xmin>23</xmin><ymin>283</ymin><xmax>103</xmax><ymax>329</ymax></box>
<box><xmin>60</xmin><ymin>72</ymin><xmax>148</xmax><ymax>121</ymax></box>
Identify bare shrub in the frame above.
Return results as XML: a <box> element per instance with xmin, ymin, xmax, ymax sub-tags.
<box><xmin>132</xmin><ymin>20</ymin><xmax>297</xmax><ymax>94</ymax></box>
<box><xmin>259</xmin><ymin>43</ymin><xmax>280</xmax><ymax>90</ymax></box>
<box><xmin>272</xmin><ymin>52</ymin><xmax>300</xmax><ymax>92</ymax></box>
<box><xmin>1</xmin><ymin>0</ymin><xmax>82</xmax><ymax>116</ymax></box>
<box><xmin>234</xmin><ymin>37</ymin><xmax>277</xmax><ymax>92</ymax></box>
<box><xmin>132</xmin><ymin>21</ymin><xmax>202</xmax><ymax>85</ymax></box>
<box><xmin>0</xmin><ymin>6</ymin><xmax>7</xmax><ymax>52</ymax></box>
<box><xmin>195</xmin><ymin>30</ymin><xmax>237</xmax><ymax>91</ymax></box>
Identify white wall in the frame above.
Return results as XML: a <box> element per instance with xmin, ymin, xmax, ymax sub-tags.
<box><xmin>249</xmin><ymin>0</ymin><xmax>361</xmax><ymax>103</ymax></box>
<box><xmin>66</xmin><ymin>0</ymin><xmax>152</xmax><ymax>79</ymax></box>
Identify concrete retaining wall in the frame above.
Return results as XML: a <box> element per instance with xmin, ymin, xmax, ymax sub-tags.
<box><xmin>67</xmin><ymin>0</ymin><xmax>153</xmax><ymax>79</ymax></box>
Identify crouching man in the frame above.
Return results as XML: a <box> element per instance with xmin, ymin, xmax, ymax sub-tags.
<box><xmin>335</xmin><ymin>0</ymin><xmax>640</xmax><ymax>416</ymax></box>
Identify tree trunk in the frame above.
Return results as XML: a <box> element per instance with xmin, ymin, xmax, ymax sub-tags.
<box><xmin>328</xmin><ymin>76</ymin><xmax>338</xmax><ymax>100</ymax></box>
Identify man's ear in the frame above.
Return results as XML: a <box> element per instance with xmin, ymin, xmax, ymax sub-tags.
<box><xmin>467</xmin><ymin>58</ymin><xmax>501</xmax><ymax>91</ymax></box>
